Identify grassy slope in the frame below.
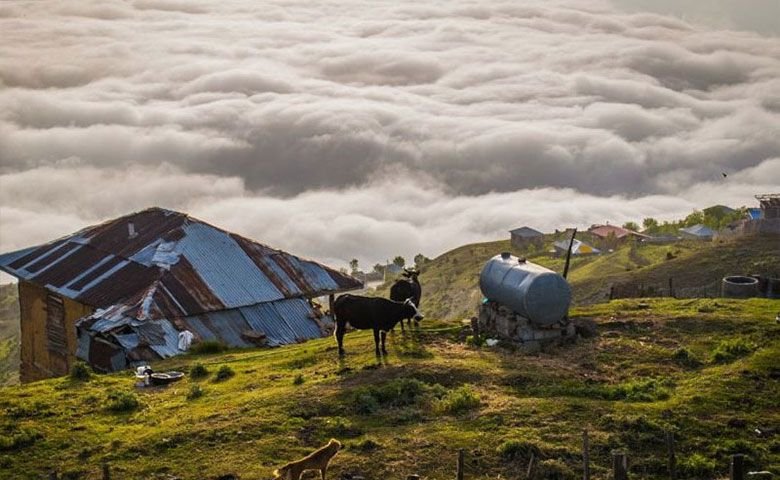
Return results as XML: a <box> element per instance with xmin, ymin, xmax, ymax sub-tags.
<box><xmin>0</xmin><ymin>283</ymin><xmax>20</xmax><ymax>386</ymax></box>
<box><xmin>394</xmin><ymin>236</ymin><xmax>779</xmax><ymax>321</ymax></box>
<box><xmin>1</xmin><ymin>298</ymin><xmax>778</xmax><ymax>480</ymax></box>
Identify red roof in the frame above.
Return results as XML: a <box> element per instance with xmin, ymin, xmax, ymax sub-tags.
<box><xmin>588</xmin><ymin>225</ymin><xmax>646</xmax><ymax>239</ymax></box>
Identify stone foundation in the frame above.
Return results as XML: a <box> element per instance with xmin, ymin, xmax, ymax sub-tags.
<box><xmin>477</xmin><ymin>301</ymin><xmax>575</xmax><ymax>352</ymax></box>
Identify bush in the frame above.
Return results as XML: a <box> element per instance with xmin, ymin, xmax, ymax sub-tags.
<box><xmin>497</xmin><ymin>439</ymin><xmax>542</xmax><ymax>462</ymax></box>
<box><xmin>0</xmin><ymin>429</ymin><xmax>43</xmax><ymax>451</ymax></box>
<box><xmin>436</xmin><ymin>385</ymin><xmax>480</xmax><ymax>415</ymax></box>
<box><xmin>214</xmin><ymin>365</ymin><xmax>235</xmax><ymax>382</ymax></box>
<box><xmin>679</xmin><ymin>453</ymin><xmax>716</xmax><ymax>478</ymax></box>
<box><xmin>353</xmin><ymin>438</ymin><xmax>381</xmax><ymax>452</ymax></box>
<box><xmin>69</xmin><ymin>362</ymin><xmax>92</xmax><ymax>381</ymax></box>
<box><xmin>190</xmin><ymin>340</ymin><xmax>228</xmax><ymax>355</ymax></box>
<box><xmin>105</xmin><ymin>391</ymin><xmax>140</xmax><ymax>413</ymax></box>
<box><xmin>672</xmin><ymin>348</ymin><xmax>701</xmax><ymax>368</ymax></box>
<box><xmin>354</xmin><ymin>394</ymin><xmax>380</xmax><ymax>415</ymax></box>
<box><xmin>293</xmin><ymin>374</ymin><xmax>305</xmax><ymax>385</ymax></box>
<box><xmin>189</xmin><ymin>363</ymin><xmax>209</xmax><ymax>379</ymax></box>
<box><xmin>712</xmin><ymin>339</ymin><xmax>756</xmax><ymax>363</ymax></box>
<box><xmin>611</xmin><ymin>378</ymin><xmax>670</xmax><ymax>402</ymax></box>
<box><xmin>186</xmin><ymin>385</ymin><xmax>204</xmax><ymax>400</ymax></box>
<box><xmin>537</xmin><ymin>459</ymin><xmax>576</xmax><ymax>480</ymax></box>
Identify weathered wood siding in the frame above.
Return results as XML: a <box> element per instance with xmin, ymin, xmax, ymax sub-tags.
<box><xmin>18</xmin><ymin>281</ymin><xmax>93</xmax><ymax>382</ymax></box>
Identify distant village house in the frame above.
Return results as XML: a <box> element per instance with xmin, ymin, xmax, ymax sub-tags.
<box><xmin>509</xmin><ymin>226</ymin><xmax>544</xmax><ymax>249</ymax></box>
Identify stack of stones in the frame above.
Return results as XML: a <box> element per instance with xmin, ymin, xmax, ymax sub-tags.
<box><xmin>477</xmin><ymin>300</ymin><xmax>575</xmax><ymax>352</ymax></box>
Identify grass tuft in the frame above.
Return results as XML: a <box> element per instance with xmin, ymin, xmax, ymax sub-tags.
<box><xmin>190</xmin><ymin>340</ymin><xmax>228</xmax><ymax>355</ymax></box>
<box><xmin>712</xmin><ymin>338</ymin><xmax>756</xmax><ymax>363</ymax></box>
<box><xmin>189</xmin><ymin>363</ymin><xmax>209</xmax><ymax>379</ymax></box>
<box><xmin>214</xmin><ymin>365</ymin><xmax>235</xmax><ymax>382</ymax></box>
<box><xmin>69</xmin><ymin>362</ymin><xmax>92</xmax><ymax>382</ymax></box>
<box><xmin>105</xmin><ymin>391</ymin><xmax>140</xmax><ymax>413</ymax></box>
<box><xmin>435</xmin><ymin>385</ymin><xmax>480</xmax><ymax>415</ymax></box>
<box><xmin>186</xmin><ymin>385</ymin><xmax>204</xmax><ymax>400</ymax></box>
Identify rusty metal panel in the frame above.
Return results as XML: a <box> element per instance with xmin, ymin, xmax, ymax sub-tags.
<box><xmin>6</xmin><ymin>240</ymin><xmax>66</xmax><ymax>271</ymax></box>
<box><xmin>33</xmin><ymin>246</ymin><xmax>108</xmax><ymax>288</ymax></box>
<box><xmin>83</xmin><ymin>208</ymin><xmax>187</xmax><ymax>259</ymax></box>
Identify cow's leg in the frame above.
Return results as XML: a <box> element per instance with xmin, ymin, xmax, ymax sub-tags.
<box><xmin>380</xmin><ymin>330</ymin><xmax>388</xmax><ymax>355</ymax></box>
<box><xmin>373</xmin><ymin>328</ymin><xmax>381</xmax><ymax>356</ymax></box>
<box><xmin>320</xmin><ymin>466</ymin><xmax>327</xmax><ymax>480</ymax></box>
<box><xmin>399</xmin><ymin>318</ymin><xmax>405</xmax><ymax>333</ymax></box>
<box><xmin>335</xmin><ymin>320</ymin><xmax>346</xmax><ymax>356</ymax></box>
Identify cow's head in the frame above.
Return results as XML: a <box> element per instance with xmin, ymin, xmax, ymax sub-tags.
<box><xmin>404</xmin><ymin>298</ymin><xmax>424</xmax><ymax>321</ymax></box>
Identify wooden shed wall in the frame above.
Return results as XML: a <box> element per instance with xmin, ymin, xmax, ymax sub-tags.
<box><xmin>18</xmin><ymin>281</ymin><xmax>93</xmax><ymax>382</ymax></box>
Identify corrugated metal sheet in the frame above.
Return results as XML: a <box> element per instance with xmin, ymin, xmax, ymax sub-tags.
<box><xmin>1</xmin><ymin>207</ymin><xmax>362</xmax><ymax>373</ymax></box>
<box><xmin>177</xmin><ymin>222</ymin><xmax>285</xmax><ymax>307</ymax></box>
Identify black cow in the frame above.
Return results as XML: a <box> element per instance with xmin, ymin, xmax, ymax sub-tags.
<box><xmin>333</xmin><ymin>294</ymin><xmax>424</xmax><ymax>356</ymax></box>
<box><xmin>389</xmin><ymin>268</ymin><xmax>422</xmax><ymax>332</ymax></box>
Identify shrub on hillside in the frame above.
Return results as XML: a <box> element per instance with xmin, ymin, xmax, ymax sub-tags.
<box><xmin>293</xmin><ymin>374</ymin><xmax>305</xmax><ymax>385</ymax></box>
<box><xmin>189</xmin><ymin>363</ymin><xmax>209</xmax><ymax>379</ymax></box>
<box><xmin>435</xmin><ymin>385</ymin><xmax>480</xmax><ymax>415</ymax></box>
<box><xmin>0</xmin><ymin>428</ymin><xmax>43</xmax><ymax>451</ymax></box>
<box><xmin>105</xmin><ymin>391</ymin><xmax>139</xmax><ymax>413</ymax></box>
<box><xmin>672</xmin><ymin>348</ymin><xmax>701</xmax><ymax>368</ymax></box>
<box><xmin>190</xmin><ymin>340</ymin><xmax>228</xmax><ymax>355</ymax></box>
<box><xmin>537</xmin><ymin>459</ymin><xmax>576</xmax><ymax>480</ymax></box>
<box><xmin>497</xmin><ymin>439</ymin><xmax>542</xmax><ymax>462</ymax></box>
<box><xmin>214</xmin><ymin>365</ymin><xmax>235</xmax><ymax>382</ymax></box>
<box><xmin>186</xmin><ymin>385</ymin><xmax>204</xmax><ymax>400</ymax></box>
<box><xmin>712</xmin><ymin>339</ymin><xmax>755</xmax><ymax>363</ymax></box>
<box><xmin>679</xmin><ymin>453</ymin><xmax>716</xmax><ymax>478</ymax></box>
<box><xmin>69</xmin><ymin>362</ymin><xmax>92</xmax><ymax>381</ymax></box>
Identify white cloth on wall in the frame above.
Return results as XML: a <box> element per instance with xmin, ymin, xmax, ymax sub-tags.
<box><xmin>178</xmin><ymin>330</ymin><xmax>194</xmax><ymax>351</ymax></box>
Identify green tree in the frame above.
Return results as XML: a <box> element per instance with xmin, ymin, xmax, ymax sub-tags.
<box><xmin>349</xmin><ymin>258</ymin><xmax>359</xmax><ymax>273</ymax></box>
<box><xmin>642</xmin><ymin>217</ymin><xmax>659</xmax><ymax>231</ymax></box>
<box><xmin>393</xmin><ymin>256</ymin><xmax>406</xmax><ymax>268</ymax></box>
<box><xmin>684</xmin><ymin>210</ymin><xmax>705</xmax><ymax>227</ymax></box>
<box><xmin>373</xmin><ymin>263</ymin><xmax>384</xmax><ymax>274</ymax></box>
<box><xmin>622</xmin><ymin>221</ymin><xmax>640</xmax><ymax>232</ymax></box>
<box><xmin>414</xmin><ymin>253</ymin><xmax>429</xmax><ymax>267</ymax></box>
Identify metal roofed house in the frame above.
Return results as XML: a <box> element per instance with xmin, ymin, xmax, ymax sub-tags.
<box><xmin>679</xmin><ymin>224</ymin><xmax>715</xmax><ymax>240</ymax></box>
<box><xmin>588</xmin><ymin>224</ymin><xmax>647</xmax><ymax>241</ymax></box>
<box><xmin>0</xmin><ymin>208</ymin><xmax>363</xmax><ymax>381</ymax></box>
<box><xmin>553</xmin><ymin>239</ymin><xmax>600</xmax><ymax>256</ymax></box>
<box><xmin>509</xmin><ymin>226</ymin><xmax>544</xmax><ymax>249</ymax></box>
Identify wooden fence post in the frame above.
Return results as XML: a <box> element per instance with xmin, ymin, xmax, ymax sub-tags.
<box><xmin>582</xmin><ymin>430</ymin><xmax>590</xmax><ymax>480</ymax></box>
<box><xmin>613</xmin><ymin>452</ymin><xmax>628</xmax><ymax>480</ymax></box>
<box><xmin>730</xmin><ymin>454</ymin><xmax>744</xmax><ymax>480</ymax></box>
<box><xmin>668</xmin><ymin>278</ymin><xmax>675</xmax><ymax>298</ymax></box>
<box><xmin>665</xmin><ymin>432</ymin><xmax>676</xmax><ymax>480</ymax></box>
<box><xmin>102</xmin><ymin>462</ymin><xmax>111</xmax><ymax>480</ymax></box>
<box><xmin>457</xmin><ymin>448</ymin><xmax>464</xmax><ymax>480</ymax></box>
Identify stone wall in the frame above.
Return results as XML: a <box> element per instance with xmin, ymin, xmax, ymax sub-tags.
<box><xmin>477</xmin><ymin>301</ymin><xmax>574</xmax><ymax>353</ymax></box>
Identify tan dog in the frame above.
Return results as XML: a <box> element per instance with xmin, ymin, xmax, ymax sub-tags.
<box><xmin>273</xmin><ymin>439</ymin><xmax>342</xmax><ymax>480</ymax></box>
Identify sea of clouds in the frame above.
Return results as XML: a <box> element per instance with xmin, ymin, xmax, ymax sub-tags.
<box><xmin>1</xmin><ymin>0</ymin><xmax>778</xmax><ymax>273</ymax></box>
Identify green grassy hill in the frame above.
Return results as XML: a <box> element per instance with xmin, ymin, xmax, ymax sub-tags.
<box><xmin>1</xmin><ymin>299</ymin><xmax>778</xmax><ymax>479</ymax></box>
<box><xmin>0</xmin><ymin>283</ymin><xmax>20</xmax><ymax>386</ymax></box>
<box><xmin>390</xmin><ymin>236</ymin><xmax>779</xmax><ymax>321</ymax></box>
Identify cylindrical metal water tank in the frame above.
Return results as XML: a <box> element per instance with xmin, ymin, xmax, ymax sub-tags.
<box><xmin>721</xmin><ymin>276</ymin><xmax>760</xmax><ymax>298</ymax></box>
<box><xmin>479</xmin><ymin>253</ymin><xmax>571</xmax><ymax>326</ymax></box>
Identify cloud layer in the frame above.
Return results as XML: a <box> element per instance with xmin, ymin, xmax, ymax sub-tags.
<box><xmin>1</xmin><ymin>0</ymin><xmax>778</xmax><ymax>273</ymax></box>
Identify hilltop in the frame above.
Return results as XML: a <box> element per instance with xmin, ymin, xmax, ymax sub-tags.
<box><xmin>0</xmin><ymin>284</ymin><xmax>19</xmax><ymax>386</ymax></box>
<box><xmin>1</xmin><ymin>298</ymin><xmax>778</xmax><ymax>479</ymax></box>
<box><xmin>390</xmin><ymin>235</ymin><xmax>779</xmax><ymax>321</ymax></box>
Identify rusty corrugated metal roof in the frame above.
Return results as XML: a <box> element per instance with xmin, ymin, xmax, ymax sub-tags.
<box><xmin>0</xmin><ymin>207</ymin><xmax>363</xmax><ymax>319</ymax></box>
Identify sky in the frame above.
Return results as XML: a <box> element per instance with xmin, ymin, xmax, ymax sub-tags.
<box><xmin>0</xmin><ymin>0</ymin><xmax>779</xmax><ymax>278</ymax></box>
